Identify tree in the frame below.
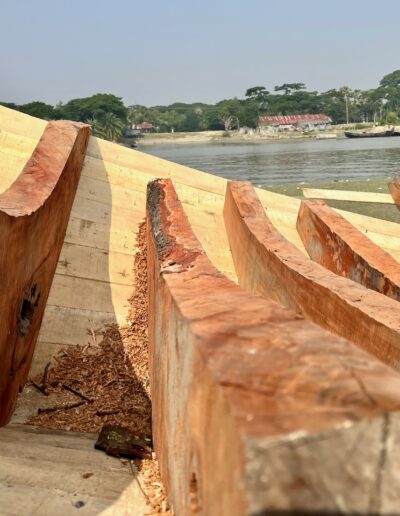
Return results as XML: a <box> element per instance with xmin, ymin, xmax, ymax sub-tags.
<box><xmin>274</xmin><ymin>83</ymin><xmax>306</xmax><ymax>95</ymax></box>
<box><xmin>60</xmin><ymin>94</ymin><xmax>127</xmax><ymax>123</ymax></box>
<box><xmin>92</xmin><ymin>112</ymin><xmax>125</xmax><ymax>141</ymax></box>
<box><xmin>378</xmin><ymin>70</ymin><xmax>400</xmax><ymax>115</ymax></box>
<box><xmin>379</xmin><ymin>70</ymin><xmax>400</xmax><ymax>89</ymax></box>
<box><xmin>0</xmin><ymin>102</ymin><xmax>18</xmax><ymax>110</ymax></box>
<box><xmin>245</xmin><ymin>86</ymin><xmax>269</xmax><ymax>112</ymax></box>
<box><xmin>385</xmin><ymin>111</ymin><xmax>400</xmax><ymax>125</ymax></box>
<box><xmin>201</xmin><ymin>108</ymin><xmax>224</xmax><ymax>130</ymax></box>
<box><xmin>216</xmin><ymin>98</ymin><xmax>241</xmax><ymax>131</ymax></box>
<box><xmin>238</xmin><ymin>102</ymin><xmax>259</xmax><ymax>128</ymax></box>
<box><xmin>160</xmin><ymin>110</ymin><xmax>185</xmax><ymax>132</ymax></box>
<box><xmin>86</xmin><ymin>117</ymin><xmax>106</xmax><ymax>138</ymax></box>
<box><xmin>179</xmin><ymin>110</ymin><xmax>201</xmax><ymax>132</ymax></box>
<box><xmin>127</xmin><ymin>105</ymin><xmax>148</xmax><ymax>124</ymax></box>
<box><xmin>18</xmin><ymin>101</ymin><xmax>55</xmax><ymax>119</ymax></box>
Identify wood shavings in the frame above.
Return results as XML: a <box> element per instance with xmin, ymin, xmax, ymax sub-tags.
<box><xmin>27</xmin><ymin>220</ymin><xmax>172</xmax><ymax>514</ymax></box>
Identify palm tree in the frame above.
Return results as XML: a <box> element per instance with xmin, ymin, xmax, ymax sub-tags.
<box><xmin>86</xmin><ymin>117</ymin><xmax>106</xmax><ymax>138</ymax></box>
<box><xmin>99</xmin><ymin>112</ymin><xmax>125</xmax><ymax>141</ymax></box>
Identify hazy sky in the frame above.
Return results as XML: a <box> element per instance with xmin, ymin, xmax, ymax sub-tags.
<box><xmin>1</xmin><ymin>0</ymin><xmax>399</xmax><ymax>107</ymax></box>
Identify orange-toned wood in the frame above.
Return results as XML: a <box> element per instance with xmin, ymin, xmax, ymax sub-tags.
<box><xmin>224</xmin><ymin>180</ymin><xmax>400</xmax><ymax>369</ymax></box>
<box><xmin>147</xmin><ymin>178</ymin><xmax>400</xmax><ymax>515</ymax></box>
<box><xmin>0</xmin><ymin>121</ymin><xmax>90</xmax><ymax>426</ymax></box>
<box><xmin>389</xmin><ymin>176</ymin><xmax>400</xmax><ymax>209</ymax></box>
<box><xmin>297</xmin><ymin>199</ymin><xmax>400</xmax><ymax>301</ymax></box>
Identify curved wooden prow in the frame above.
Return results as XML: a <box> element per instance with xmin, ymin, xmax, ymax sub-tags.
<box><xmin>389</xmin><ymin>176</ymin><xmax>400</xmax><ymax>209</ymax></box>
<box><xmin>0</xmin><ymin>121</ymin><xmax>90</xmax><ymax>426</ymax></box>
<box><xmin>297</xmin><ymin>199</ymin><xmax>400</xmax><ymax>301</ymax></box>
<box><xmin>148</xmin><ymin>178</ymin><xmax>400</xmax><ymax>515</ymax></box>
<box><xmin>223</xmin><ymin>180</ymin><xmax>400</xmax><ymax>369</ymax></box>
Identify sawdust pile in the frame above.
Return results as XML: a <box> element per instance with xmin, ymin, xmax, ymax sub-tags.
<box><xmin>28</xmin><ymin>221</ymin><xmax>171</xmax><ymax>514</ymax></box>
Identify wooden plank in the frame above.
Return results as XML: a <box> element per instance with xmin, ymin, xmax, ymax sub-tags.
<box><xmin>148</xmin><ymin>178</ymin><xmax>400</xmax><ymax>515</ymax></box>
<box><xmin>0</xmin><ymin>121</ymin><xmax>90</xmax><ymax>426</ymax></box>
<box><xmin>56</xmin><ymin>242</ymin><xmax>134</xmax><ymax>285</ymax></box>
<box><xmin>337</xmin><ymin>209</ymin><xmax>400</xmax><ymax>261</ymax></box>
<box><xmin>0</xmin><ymin>482</ymin><xmax>143</xmax><ymax>516</ymax></box>
<box><xmin>87</xmin><ymin>136</ymin><xmax>227</xmax><ymax>195</ymax></box>
<box><xmin>0</xmin><ymin>424</ymin><xmax>148</xmax><ymax>514</ymax></box>
<box><xmin>47</xmin><ymin>274</ymin><xmax>131</xmax><ymax>316</ymax></box>
<box><xmin>64</xmin><ymin>215</ymin><xmax>137</xmax><ymax>254</ymax></box>
<box><xmin>0</xmin><ymin>106</ymin><xmax>46</xmax><ymax>137</ymax></box>
<box><xmin>39</xmin><ymin>305</ymin><xmax>125</xmax><ymax>345</ymax></box>
<box><xmin>303</xmin><ymin>188</ymin><xmax>394</xmax><ymax>204</ymax></box>
<box><xmin>298</xmin><ymin>199</ymin><xmax>400</xmax><ymax>301</ymax></box>
<box><xmin>224</xmin><ymin>181</ymin><xmax>400</xmax><ymax>370</ymax></box>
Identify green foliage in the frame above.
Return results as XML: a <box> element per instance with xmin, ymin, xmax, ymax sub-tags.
<box><xmin>238</xmin><ymin>102</ymin><xmax>259</xmax><ymax>128</ymax></box>
<box><xmin>384</xmin><ymin>111</ymin><xmax>400</xmax><ymax>125</ymax></box>
<box><xmin>245</xmin><ymin>86</ymin><xmax>269</xmax><ymax>112</ymax></box>
<box><xmin>2</xmin><ymin>69</ymin><xmax>400</xmax><ymax>133</ymax></box>
<box><xmin>86</xmin><ymin>112</ymin><xmax>125</xmax><ymax>141</ymax></box>
<box><xmin>379</xmin><ymin>70</ymin><xmax>400</xmax><ymax>89</ymax></box>
<box><xmin>85</xmin><ymin>117</ymin><xmax>106</xmax><ymax>138</ymax></box>
<box><xmin>18</xmin><ymin>101</ymin><xmax>55</xmax><ymax>119</ymax></box>
<box><xmin>274</xmin><ymin>83</ymin><xmax>306</xmax><ymax>95</ymax></box>
<box><xmin>60</xmin><ymin>93</ymin><xmax>127</xmax><ymax>123</ymax></box>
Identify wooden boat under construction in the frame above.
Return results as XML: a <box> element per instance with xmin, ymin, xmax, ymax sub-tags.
<box><xmin>1</xmin><ymin>105</ymin><xmax>400</xmax><ymax>514</ymax></box>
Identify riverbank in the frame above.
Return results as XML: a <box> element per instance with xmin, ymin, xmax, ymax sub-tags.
<box><xmin>264</xmin><ymin>177</ymin><xmax>398</xmax><ymax>223</ymax></box>
<box><xmin>136</xmin><ymin>124</ymin><xmax>378</xmax><ymax>146</ymax></box>
<box><xmin>137</xmin><ymin>128</ymin><xmax>346</xmax><ymax>146</ymax></box>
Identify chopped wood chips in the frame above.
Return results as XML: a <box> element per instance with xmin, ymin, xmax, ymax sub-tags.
<box><xmin>27</xmin><ymin>221</ymin><xmax>171</xmax><ymax>514</ymax></box>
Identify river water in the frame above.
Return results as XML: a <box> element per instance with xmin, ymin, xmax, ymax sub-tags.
<box><xmin>141</xmin><ymin>137</ymin><xmax>400</xmax><ymax>186</ymax></box>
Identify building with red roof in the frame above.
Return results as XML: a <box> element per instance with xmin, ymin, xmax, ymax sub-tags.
<box><xmin>259</xmin><ymin>114</ymin><xmax>332</xmax><ymax>132</ymax></box>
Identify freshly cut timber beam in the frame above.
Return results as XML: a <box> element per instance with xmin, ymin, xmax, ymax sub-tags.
<box><xmin>389</xmin><ymin>176</ymin><xmax>400</xmax><ymax>209</ymax></box>
<box><xmin>303</xmin><ymin>188</ymin><xmax>394</xmax><ymax>204</ymax></box>
<box><xmin>297</xmin><ymin>199</ymin><xmax>400</xmax><ymax>301</ymax></box>
<box><xmin>148</xmin><ymin>178</ymin><xmax>400</xmax><ymax>515</ymax></box>
<box><xmin>224</xmin><ymin>180</ymin><xmax>400</xmax><ymax>369</ymax></box>
<box><xmin>0</xmin><ymin>121</ymin><xmax>90</xmax><ymax>426</ymax></box>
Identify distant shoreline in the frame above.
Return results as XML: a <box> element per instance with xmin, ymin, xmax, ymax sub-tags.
<box><xmin>136</xmin><ymin>128</ymin><xmax>346</xmax><ymax>146</ymax></box>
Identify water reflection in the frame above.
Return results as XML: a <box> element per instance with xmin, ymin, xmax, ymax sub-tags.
<box><xmin>142</xmin><ymin>137</ymin><xmax>400</xmax><ymax>185</ymax></box>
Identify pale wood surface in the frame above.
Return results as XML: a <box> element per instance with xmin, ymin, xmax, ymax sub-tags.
<box><xmin>303</xmin><ymin>187</ymin><xmax>394</xmax><ymax>204</ymax></box>
<box><xmin>0</xmin><ymin>423</ymin><xmax>148</xmax><ymax>515</ymax></box>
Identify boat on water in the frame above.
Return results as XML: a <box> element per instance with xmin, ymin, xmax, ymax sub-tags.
<box><xmin>345</xmin><ymin>126</ymin><xmax>400</xmax><ymax>138</ymax></box>
<box><xmin>1</xmin><ymin>105</ymin><xmax>400</xmax><ymax>514</ymax></box>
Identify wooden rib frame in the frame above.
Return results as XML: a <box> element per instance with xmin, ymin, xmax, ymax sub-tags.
<box><xmin>223</xmin><ymin>180</ymin><xmax>400</xmax><ymax>369</ymax></box>
<box><xmin>0</xmin><ymin>121</ymin><xmax>90</xmax><ymax>425</ymax></box>
<box><xmin>148</xmin><ymin>177</ymin><xmax>400</xmax><ymax>515</ymax></box>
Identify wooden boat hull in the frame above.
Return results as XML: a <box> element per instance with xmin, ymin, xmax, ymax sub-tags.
<box><xmin>2</xmin><ymin>106</ymin><xmax>400</xmax><ymax>514</ymax></box>
<box><xmin>345</xmin><ymin>129</ymin><xmax>396</xmax><ymax>138</ymax></box>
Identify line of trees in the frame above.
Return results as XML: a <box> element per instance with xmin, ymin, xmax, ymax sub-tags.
<box><xmin>2</xmin><ymin>70</ymin><xmax>399</xmax><ymax>141</ymax></box>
